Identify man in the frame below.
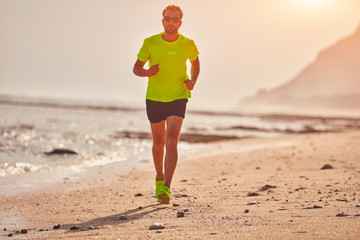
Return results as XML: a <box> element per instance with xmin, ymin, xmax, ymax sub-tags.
<box><xmin>133</xmin><ymin>5</ymin><xmax>200</xmax><ymax>204</ymax></box>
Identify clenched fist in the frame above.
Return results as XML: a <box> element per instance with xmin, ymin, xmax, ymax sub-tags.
<box><xmin>146</xmin><ymin>64</ymin><xmax>159</xmax><ymax>77</ymax></box>
<box><xmin>183</xmin><ymin>79</ymin><xmax>195</xmax><ymax>90</ymax></box>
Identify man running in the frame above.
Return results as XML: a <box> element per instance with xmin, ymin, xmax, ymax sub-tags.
<box><xmin>133</xmin><ymin>5</ymin><xmax>200</xmax><ymax>204</ymax></box>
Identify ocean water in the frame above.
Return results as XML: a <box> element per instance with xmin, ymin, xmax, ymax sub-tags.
<box><xmin>0</xmin><ymin>100</ymin><xmax>358</xmax><ymax>196</ymax></box>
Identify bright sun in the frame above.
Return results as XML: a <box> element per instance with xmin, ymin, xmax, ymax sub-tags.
<box><xmin>302</xmin><ymin>0</ymin><xmax>326</xmax><ymax>5</ymax></box>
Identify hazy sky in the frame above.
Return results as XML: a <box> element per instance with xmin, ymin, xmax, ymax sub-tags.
<box><xmin>1</xmin><ymin>0</ymin><xmax>359</xmax><ymax>110</ymax></box>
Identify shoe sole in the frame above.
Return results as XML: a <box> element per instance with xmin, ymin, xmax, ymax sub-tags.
<box><xmin>158</xmin><ymin>193</ymin><xmax>170</xmax><ymax>204</ymax></box>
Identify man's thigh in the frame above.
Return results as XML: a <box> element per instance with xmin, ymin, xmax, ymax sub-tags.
<box><xmin>166</xmin><ymin>116</ymin><xmax>184</xmax><ymax>140</ymax></box>
<box><xmin>150</xmin><ymin>120</ymin><xmax>166</xmax><ymax>144</ymax></box>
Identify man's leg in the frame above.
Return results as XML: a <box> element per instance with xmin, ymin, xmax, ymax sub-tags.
<box><xmin>164</xmin><ymin>116</ymin><xmax>184</xmax><ymax>188</ymax></box>
<box><xmin>150</xmin><ymin>120</ymin><xmax>166</xmax><ymax>181</ymax></box>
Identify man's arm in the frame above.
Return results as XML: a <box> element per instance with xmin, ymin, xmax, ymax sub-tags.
<box><xmin>184</xmin><ymin>56</ymin><xmax>200</xmax><ymax>90</ymax></box>
<box><xmin>133</xmin><ymin>59</ymin><xmax>159</xmax><ymax>77</ymax></box>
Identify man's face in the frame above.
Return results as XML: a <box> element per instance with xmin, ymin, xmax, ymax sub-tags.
<box><xmin>162</xmin><ymin>10</ymin><xmax>182</xmax><ymax>34</ymax></box>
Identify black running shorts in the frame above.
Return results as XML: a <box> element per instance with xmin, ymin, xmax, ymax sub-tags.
<box><xmin>146</xmin><ymin>99</ymin><xmax>188</xmax><ymax>123</ymax></box>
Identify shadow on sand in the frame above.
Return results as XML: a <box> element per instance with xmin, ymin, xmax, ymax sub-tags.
<box><xmin>60</xmin><ymin>203</ymin><xmax>167</xmax><ymax>232</ymax></box>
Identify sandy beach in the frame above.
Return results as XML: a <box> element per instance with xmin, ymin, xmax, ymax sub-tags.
<box><xmin>1</xmin><ymin>130</ymin><xmax>360</xmax><ymax>239</ymax></box>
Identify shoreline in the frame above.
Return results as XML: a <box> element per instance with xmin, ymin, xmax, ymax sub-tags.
<box><xmin>2</xmin><ymin>97</ymin><xmax>360</xmax><ymax>120</ymax></box>
<box><xmin>1</xmin><ymin>130</ymin><xmax>360</xmax><ymax>239</ymax></box>
<box><xmin>0</xmin><ymin>136</ymin><xmax>289</xmax><ymax>197</ymax></box>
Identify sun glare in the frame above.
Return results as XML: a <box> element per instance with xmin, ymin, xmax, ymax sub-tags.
<box><xmin>302</xmin><ymin>0</ymin><xmax>326</xmax><ymax>5</ymax></box>
<box><xmin>294</xmin><ymin>0</ymin><xmax>330</xmax><ymax>10</ymax></box>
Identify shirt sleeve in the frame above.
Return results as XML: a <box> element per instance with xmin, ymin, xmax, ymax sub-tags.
<box><xmin>188</xmin><ymin>40</ymin><xmax>199</xmax><ymax>62</ymax></box>
<box><xmin>137</xmin><ymin>39</ymin><xmax>150</xmax><ymax>63</ymax></box>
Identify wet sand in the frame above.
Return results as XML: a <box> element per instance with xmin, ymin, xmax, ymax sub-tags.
<box><xmin>1</xmin><ymin>130</ymin><xmax>360</xmax><ymax>239</ymax></box>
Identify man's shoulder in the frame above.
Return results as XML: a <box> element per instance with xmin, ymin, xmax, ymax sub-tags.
<box><xmin>178</xmin><ymin>33</ymin><xmax>196</xmax><ymax>45</ymax></box>
<box><xmin>144</xmin><ymin>33</ymin><xmax>162</xmax><ymax>43</ymax></box>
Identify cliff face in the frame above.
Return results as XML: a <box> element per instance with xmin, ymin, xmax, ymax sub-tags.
<box><xmin>242</xmin><ymin>24</ymin><xmax>360</xmax><ymax>109</ymax></box>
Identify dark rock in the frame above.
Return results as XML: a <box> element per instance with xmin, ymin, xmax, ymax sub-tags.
<box><xmin>304</xmin><ymin>205</ymin><xmax>323</xmax><ymax>209</ymax></box>
<box><xmin>149</xmin><ymin>223</ymin><xmax>165</xmax><ymax>230</ymax></box>
<box><xmin>174</xmin><ymin>193</ymin><xmax>189</xmax><ymax>198</ymax></box>
<box><xmin>22</xmin><ymin>124</ymin><xmax>35</xmax><ymax>129</ymax></box>
<box><xmin>247</xmin><ymin>201</ymin><xmax>257</xmax><ymax>205</ymax></box>
<box><xmin>7</xmin><ymin>233</ymin><xmax>13</xmax><ymax>237</ymax></box>
<box><xmin>301</xmin><ymin>125</ymin><xmax>318</xmax><ymax>133</ymax></box>
<box><xmin>53</xmin><ymin>224</ymin><xmax>60</xmax><ymax>230</ymax></box>
<box><xmin>356</xmin><ymin>204</ymin><xmax>360</xmax><ymax>208</ymax></box>
<box><xmin>180</xmin><ymin>179</ymin><xmax>188</xmax><ymax>182</ymax></box>
<box><xmin>118</xmin><ymin>215</ymin><xmax>127</xmax><ymax>220</ymax></box>
<box><xmin>177</xmin><ymin>211</ymin><xmax>185</xmax><ymax>218</ymax></box>
<box><xmin>321</xmin><ymin>164</ymin><xmax>334</xmax><ymax>170</ymax></box>
<box><xmin>20</xmin><ymin>229</ymin><xmax>27</xmax><ymax>234</ymax></box>
<box><xmin>135</xmin><ymin>193</ymin><xmax>143</xmax><ymax>197</ymax></box>
<box><xmin>173</xmin><ymin>203</ymin><xmax>180</xmax><ymax>207</ymax></box>
<box><xmin>336</xmin><ymin>212</ymin><xmax>349</xmax><ymax>217</ymax></box>
<box><xmin>259</xmin><ymin>184</ymin><xmax>277</xmax><ymax>191</ymax></box>
<box><xmin>70</xmin><ymin>226</ymin><xmax>80</xmax><ymax>230</ymax></box>
<box><xmin>247</xmin><ymin>192</ymin><xmax>260</xmax><ymax>197</ymax></box>
<box><xmin>244</xmin><ymin>209</ymin><xmax>250</xmax><ymax>213</ymax></box>
<box><xmin>85</xmin><ymin>226</ymin><xmax>96</xmax><ymax>231</ymax></box>
<box><xmin>45</xmin><ymin>149</ymin><xmax>78</xmax><ymax>155</ymax></box>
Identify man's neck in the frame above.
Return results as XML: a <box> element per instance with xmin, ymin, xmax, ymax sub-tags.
<box><xmin>161</xmin><ymin>32</ymin><xmax>179</xmax><ymax>42</ymax></box>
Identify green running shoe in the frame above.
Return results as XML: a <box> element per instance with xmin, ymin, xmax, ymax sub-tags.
<box><xmin>155</xmin><ymin>178</ymin><xmax>164</xmax><ymax>202</ymax></box>
<box><xmin>158</xmin><ymin>185</ymin><xmax>171</xmax><ymax>204</ymax></box>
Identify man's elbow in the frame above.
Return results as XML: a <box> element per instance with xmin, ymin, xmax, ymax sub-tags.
<box><xmin>133</xmin><ymin>65</ymin><xmax>140</xmax><ymax>76</ymax></box>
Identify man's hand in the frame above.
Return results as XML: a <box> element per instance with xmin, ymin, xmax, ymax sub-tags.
<box><xmin>133</xmin><ymin>60</ymin><xmax>160</xmax><ymax>77</ymax></box>
<box><xmin>184</xmin><ymin>79</ymin><xmax>195</xmax><ymax>90</ymax></box>
<box><xmin>146</xmin><ymin>64</ymin><xmax>159</xmax><ymax>77</ymax></box>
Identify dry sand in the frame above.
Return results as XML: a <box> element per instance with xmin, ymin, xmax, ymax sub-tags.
<box><xmin>1</xmin><ymin>131</ymin><xmax>360</xmax><ymax>239</ymax></box>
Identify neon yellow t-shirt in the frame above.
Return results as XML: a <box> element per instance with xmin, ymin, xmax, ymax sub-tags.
<box><xmin>137</xmin><ymin>33</ymin><xmax>199</xmax><ymax>102</ymax></box>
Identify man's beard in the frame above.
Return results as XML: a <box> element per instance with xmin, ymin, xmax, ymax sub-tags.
<box><xmin>165</xmin><ymin>25</ymin><xmax>178</xmax><ymax>34</ymax></box>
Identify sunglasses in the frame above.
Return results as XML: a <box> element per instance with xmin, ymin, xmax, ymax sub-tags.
<box><xmin>163</xmin><ymin>16</ymin><xmax>181</xmax><ymax>23</ymax></box>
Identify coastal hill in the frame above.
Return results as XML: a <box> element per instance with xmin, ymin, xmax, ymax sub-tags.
<box><xmin>241</xmin><ymin>24</ymin><xmax>360</xmax><ymax>110</ymax></box>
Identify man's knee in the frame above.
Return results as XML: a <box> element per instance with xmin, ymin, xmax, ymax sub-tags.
<box><xmin>153</xmin><ymin>136</ymin><xmax>165</xmax><ymax>149</ymax></box>
<box><xmin>166</xmin><ymin>135</ymin><xmax>179</xmax><ymax>149</ymax></box>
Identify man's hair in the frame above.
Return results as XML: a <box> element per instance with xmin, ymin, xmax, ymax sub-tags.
<box><xmin>162</xmin><ymin>5</ymin><xmax>183</xmax><ymax>19</ymax></box>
